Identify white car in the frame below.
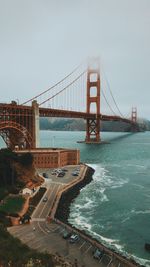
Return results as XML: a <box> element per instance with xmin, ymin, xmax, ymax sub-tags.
<box><xmin>43</xmin><ymin>197</ymin><xmax>48</xmax><ymax>202</ymax></box>
<box><xmin>69</xmin><ymin>234</ymin><xmax>80</xmax><ymax>243</ymax></box>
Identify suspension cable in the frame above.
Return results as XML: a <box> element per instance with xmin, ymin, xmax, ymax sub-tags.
<box><xmin>101</xmin><ymin>67</ymin><xmax>124</xmax><ymax>117</ymax></box>
<box><xmin>101</xmin><ymin>89</ymin><xmax>118</xmax><ymax>116</ymax></box>
<box><xmin>22</xmin><ymin>61</ymin><xmax>86</xmax><ymax>105</ymax></box>
<box><xmin>39</xmin><ymin>70</ymin><xmax>87</xmax><ymax>106</ymax></box>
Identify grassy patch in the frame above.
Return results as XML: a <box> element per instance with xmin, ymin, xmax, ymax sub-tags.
<box><xmin>0</xmin><ymin>195</ymin><xmax>25</xmax><ymax>214</ymax></box>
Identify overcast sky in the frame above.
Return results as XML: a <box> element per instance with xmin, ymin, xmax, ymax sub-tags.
<box><xmin>0</xmin><ymin>0</ymin><xmax>150</xmax><ymax>118</ymax></box>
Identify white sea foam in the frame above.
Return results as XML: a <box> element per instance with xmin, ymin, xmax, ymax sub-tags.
<box><xmin>86</xmin><ymin>164</ymin><xmax>129</xmax><ymax>205</ymax></box>
<box><xmin>90</xmin><ymin>164</ymin><xmax>129</xmax><ymax>190</ymax></box>
<box><xmin>132</xmin><ymin>183</ymin><xmax>144</xmax><ymax>189</ymax></box>
<box><xmin>127</xmin><ymin>163</ymin><xmax>144</xmax><ymax>167</ymax></box>
<box><xmin>132</xmin><ymin>209</ymin><xmax>150</xmax><ymax>215</ymax></box>
<box><xmin>82</xmin><ymin>197</ymin><xmax>96</xmax><ymax>209</ymax></box>
<box><xmin>86</xmin><ymin>229</ymin><xmax>125</xmax><ymax>252</ymax></box>
<box><xmin>132</xmin><ymin>255</ymin><xmax>150</xmax><ymax>267</ymax></box>
<box><xmin>111</xmin><ymin>178</ymin><xmax>129</xmax><ymax>189</ymax></box>
<box><xmin>69</xmin><ymin>212</ymin><xmax>150</xmax><ymax>267</ymax></box>
<box><xmin>71</xmin><ymin>216</ymin><xmax>92</xmax><ymax>231</ymax></box>
<box><xmin>90</xmin><ymin>230</ymin><xmax>150</xmax><ymax>266</ymax></box>
<box><xmin>120</xmin><ymin>250</ymin><xmax>150</xmax><ymax>267</ymax></box>
<box><xmin>121</xmin><ymin>217</ymin><xmax>130</xmax><ymax>223</ymax></box>
<box><xmin>73</xmin><ymin>197</ymin><xmax>96</xmax><ymax>211</ymax></box>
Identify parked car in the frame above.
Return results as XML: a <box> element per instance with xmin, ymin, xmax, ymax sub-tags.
<box><xmin>71</xmin><ymin>172</ymin><xmax>79</xmax><ymax>176</ymax></box>
<box><xmin>56</xmin><ymin>169</ymin><xmax>62</xmax><ymax>173</ymax></box>
<box><xmin>43</xmin><ymin>172</ymin><xmax>48</xmax><ymax>178</ymax></box>
<box><xmin>93</xmin><ymin>249</ymin><xmax>103</xmax><ymax>260</ymax></box>
<box><xmin>69</xmin><ymin>234</ymin><xmax>80</xmax><ymax>243</ymax></box>
<box><xmin>62</xmin><ymin>230</ymin><xmax>72</xmax><ymax>239</ymax></box>
<box><xmin>51</xmin><ymin>170</ymin><xmax>57</xmax><ymax>175</ymax></box>
<box><xmin>43</xmin><ymin>197</ymin><xmax>48</xmax><ymax>202</ymax></box>
<box><xmin>57</xmin><ymin>172</ymin><xmax>65</xmax><ymax>177</ymax></box>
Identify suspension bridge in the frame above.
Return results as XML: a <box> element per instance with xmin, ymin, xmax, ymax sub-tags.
<box><xmin>0</xmin><ymin>58</ymin><xmax>139</xmax><ymax>149</ymax></box>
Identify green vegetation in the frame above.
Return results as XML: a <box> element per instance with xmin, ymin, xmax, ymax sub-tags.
<box><xmin>0</xmin><ymin>195</ymin><xmax>25</xmax><ymax>214</ymax></box>
<box><xmin>0</xmin><ymin>149</ymin><xmax>33</xmax><ymax>189</ymax></box>
<box><xmin>0</xmin><ymin>224</ymin><xmax>54</xmax><ymax>267</ymax></box>
<box><xmin>0</xmin><ymin>149</ymin><xmax>17</xmax><ymax>188</ymax></box>
<box><xmin>40</xmin><ymin>117</ymin><xmax>148</xmax><ymax>132</ymax></box>
<box><xmin>18</xmin><ymin>152</ymin><xmax>33</xmax><ymax>166</ymax></box>
<box><xmin>40</xmin><ymin>117</ymin><xmax>85</xmax><ymax>131</ymax></box>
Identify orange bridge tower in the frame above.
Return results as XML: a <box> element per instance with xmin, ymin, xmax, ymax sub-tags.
<box><xmin>85</xmin><ymin>59</ymin><xmax>101</xmax><ymax>143</ymax></box>
<box><xmin>131</xmin><ymin>107</ymin><xmax>137</xmax><ymax>123</ymax></box>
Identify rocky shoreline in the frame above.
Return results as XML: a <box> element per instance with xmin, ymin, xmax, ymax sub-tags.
<box><xmin>55</xmin><ymin>165</ymin><xmax>94</xmax><ymax>223</ymax></box>
<box><xmin>54</xmin><ymin>165</ymin><xmax>141</xmax><ymax>267</ymax></box>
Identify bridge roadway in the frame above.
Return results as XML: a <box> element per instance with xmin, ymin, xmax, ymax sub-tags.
<box><xmin>0</xmin><ymin>103</ymin><xmax>133</xmax><ymax>124</ymax></box>
<box><xmin>8</xmin><ymin>165</ymin><xmax>138</xmax><ymax>267</ymax></box>
<box><xmin>39</xmin><ymin>107</ymin><xmax>133</xmax><ymax>124</ymax></box>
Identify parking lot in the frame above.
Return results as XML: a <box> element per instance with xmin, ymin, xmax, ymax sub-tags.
<box><xmin>41</xmin><ymin>220</ymin><xmax>124</xmax><ymax>267</ymax></box>
<box><xmin>9</xmin><ymin>219</ymin><xmax>119</xmax><ymax>267</ymax></box>
<box><xmin>38</xmin><ymin>165</ymin><xmax>84</xmax><ymax>185</ymax></box>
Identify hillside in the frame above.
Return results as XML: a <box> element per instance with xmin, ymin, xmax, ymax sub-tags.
<box><xmin>40</xmin><ymin>117</ymin><xmax>149</xmax><ymax>131</ymax></box>
<box><xmin>0</xmin><ymin>149</ymin><xmax>75</xmax><ymax>267</ymax></box>
<box><xmin>0</xmin><ymin>149</ymin><xmax>43</xmax><ymax>194</ymax></box>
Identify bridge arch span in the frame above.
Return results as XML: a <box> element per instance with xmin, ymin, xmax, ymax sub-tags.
<box><xmin>0</xmin><ymin>121</ymin><xmax>33</xmax><ymax>149</ymax></box>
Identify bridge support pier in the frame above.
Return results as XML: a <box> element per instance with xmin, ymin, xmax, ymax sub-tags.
<box><xmin>86</xmin><ymin>118</ymin><xmax>100</xmax><ymax>143</ymax></box>
<box><xmin>85</xmin><ymin>60</ymin><xmax>101</xmax><ymax>143</ymax></box>
<box><xmin>32</xmin><ymin>100</ymin><xmax>40</xmax><ymax>148</ymax></box>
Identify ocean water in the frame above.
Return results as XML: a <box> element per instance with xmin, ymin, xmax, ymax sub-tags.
<box><xmin>1</xmin><ymin>130</ymin><xmax>150</xmax><ymax>266</ymax></box>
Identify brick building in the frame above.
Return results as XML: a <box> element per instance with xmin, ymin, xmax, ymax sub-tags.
<box><xmin>16</xmin><ymin>148</ymin><xmax>80</xmax><ymax>168</ymax></box>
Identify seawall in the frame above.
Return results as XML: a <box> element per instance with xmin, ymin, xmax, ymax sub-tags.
<box><xmin>55</xmin><ymin>166</ymin><xmax>94</xmax><ymax>223</ymax></box>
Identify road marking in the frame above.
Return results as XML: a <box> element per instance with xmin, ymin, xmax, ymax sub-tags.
<box><xmin>32</xmin><ymin>218</ymin><xmax>45</xmax><ymax>222</ymax></box>
<box><xmin>31</xmin><ymin>184</ymin><xmax>52</xmax><ymax>218</ymax></box>
<box><xmin>45</xmin><ymin>183</ymin><xmax>62</xmax><ymax>218</ymax></box>
<box><xmin>52</xmin><ymin>226</ymin><xmax>61</xmax><ymax>232</ymax></box>
<box><xmin>107</xmin><ymin>258</ymin><xmax>113</xmax><ymax>267</ymax></box>
<box><xmin>50</xmin><ymin>181</ymin><xmax>64</xmax><ymax>185</ymax></box>
<box><xmin>39</xmin><ymin>184</ymin><xmax>56</xmax><ymax>218</ymax></box>
<box><xmin>99</xmin><ymin>254</ymin><xmax>105</xmax><ymax>263</ymax></box>
<box><xmin>59</xmin><ymin>228</ymin><xmax>65</xmax><ymax>234</ymax></box>
<box><xmin>79</xmin><ymin>241</ymin><xmax>86</xmax><ymax>250</ymax></box>
<box><xmin>83</xmin><ymin>244</ymin><xmax>92</xmax><ymax>254</ymax></box>
<box><xmin>37</xmin><ymin>221</ymin><xmax>48</xmax><ymax>235</ymax></box>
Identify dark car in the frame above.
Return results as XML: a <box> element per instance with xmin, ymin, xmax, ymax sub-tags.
<box><xmin>93</xmin><ymin>249</ymin><xmax>103</xmax><ymax>260</ymax></box>
<box><xmin>71</xmin><ymin>172</ymin><xmax>78</xmax><ymax>176</ymax></box>
<box><xmin>57</xmin><ymin>172</ymin><xmax>65</xmax><ymax>177</ymax></box>
<box><xmin>63</xmin><ymin>230</ymin><xmax>72</xmax><ymax>239</ymax></box>
<box><xmin>43</xmin><ymin>172</ymin><xmax>48</xmax><ymax>178</ymax></box>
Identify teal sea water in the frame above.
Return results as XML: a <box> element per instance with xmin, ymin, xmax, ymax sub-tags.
<box><xmin>1</xmin><ymin>131</ymin><xmax>150</xmax><ymax>266</ymax></box>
